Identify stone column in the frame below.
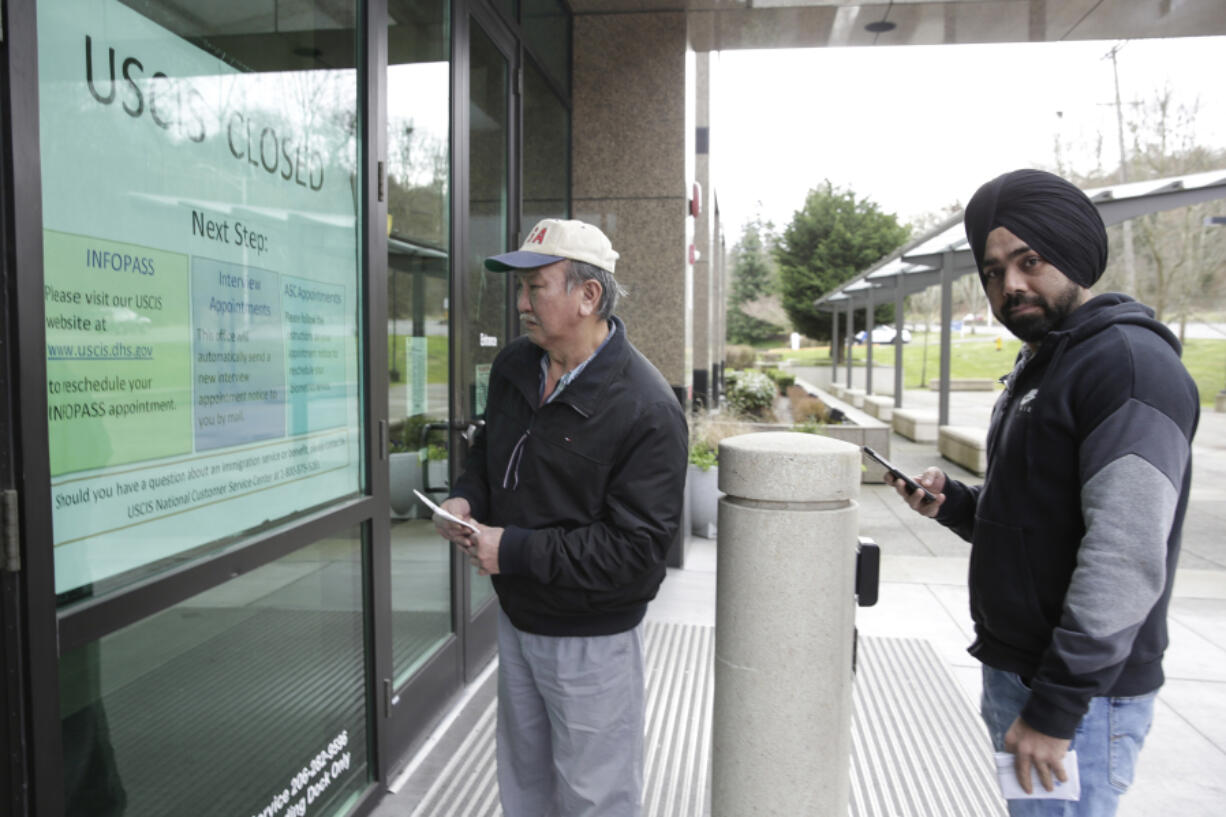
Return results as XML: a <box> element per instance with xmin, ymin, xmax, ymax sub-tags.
<box><xmin>572</xmin><ymin>10</ymin><xmax>692</xmax><ymax>406</ymax></box>
<box><xmin>712</xmin><ymin>432</ymin><xmax>860</xmax><ymax>816</ymax></box>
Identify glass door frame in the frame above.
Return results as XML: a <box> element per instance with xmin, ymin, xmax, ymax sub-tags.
<box><xmin>3</xmin><ymin>0</ymin><xmax>404</xmax><ymax>813</ymax></box>
<box><xmin>1</xmin><ymin>0</ymin><xmax>570</xmax><ymax>811</ymax></box>
<box><xmin>450</xmin><ymin>0</ymin><xmax>522</xmax><ymax>682</ymax></box>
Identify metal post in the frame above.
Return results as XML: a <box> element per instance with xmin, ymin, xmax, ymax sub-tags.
<box><xmin>712</xmin><ymin>432</ymin><xmax>860</xmax><ymax>816</ymax></box>
<box><xmin>831</xmin><ymin>308</ymin><xmax>839</xmax><ymax>385</ymax></box>
<box><xmin>845</xmin><ymin>300</ymin><xmax>854</xmax><ymax>388</ymax></box>
<box><xmin>939</xmin><ymin>249</ymin><xmax>953</xmax><ymax>426</ymax></box>
<box><xmin>865</xmin><ymin>288</ymin><xmax>875</xmax><ymax>394</ymax></box>
<box><xmin>894</xmin><ymin>277</ymin><xmax>905</xmax><ymax>408</ymax></box>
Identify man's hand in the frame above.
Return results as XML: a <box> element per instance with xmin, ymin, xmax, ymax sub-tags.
<box><xmin>433</xmin><ymin>497</ymin><xmax>475</xmax><ymax>543</ymax></box>
<box><xmin>464</xmin><ymin>524</ymin><xmax>503</xmax><ymax>576</ymax></box>
<box><xmin>886</xmin><ymin>467</ymin><xmax>946</xmax><ymax>518</ymax></box>
<box><xmin>1004</xmin><ymin>716</ymin><xmax>1071</xmax><ymax>794</ymax></box>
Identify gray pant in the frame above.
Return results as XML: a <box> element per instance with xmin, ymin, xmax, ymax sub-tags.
<box><xmin>496</xmin><ymin>610</ymin><xmax>645</xmax><ymax>817</ymax></box>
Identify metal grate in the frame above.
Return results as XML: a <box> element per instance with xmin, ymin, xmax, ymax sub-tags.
<box><xmin>851</xmin><ymin>637</ymin><xmax>1005</xmax><ymax>817</ymax></box>
<box><xmin>406</xmin><ymin>626</ymin><xmax>1003</xmax><ymax>817</ymax></box>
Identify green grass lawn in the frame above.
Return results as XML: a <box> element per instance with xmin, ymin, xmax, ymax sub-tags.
<box><xmin>388</xmin><ymin>333</ymin><xmax>449</xmax><ymax>384</ymax></box>
<box><xmin>777</xmin><ymin>331</ymin><xmax>1225</xmax><ymax>406</ymax></box>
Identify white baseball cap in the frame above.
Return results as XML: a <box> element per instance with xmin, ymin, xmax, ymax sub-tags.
<box><xmin>485</xmin><ymin>219</ymin><xmax>619</xmax><ymax>274</ymax></box>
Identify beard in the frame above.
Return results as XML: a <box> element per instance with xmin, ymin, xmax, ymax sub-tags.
<box><xmin>997</xmin><ymin>281</ymin><xmax>1084</xmax><ymax>343</ymax></box>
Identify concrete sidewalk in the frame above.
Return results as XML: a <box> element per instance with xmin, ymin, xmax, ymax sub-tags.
<box><xmin>650</xmin><ymin>389</ymin><xmax>1226</xmax><ymax>815</ymax></box>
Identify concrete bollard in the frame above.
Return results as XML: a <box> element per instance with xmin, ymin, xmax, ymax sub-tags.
<box><xmin>712</xmin><ymin>431</ymin><xmax>861</xmax><ymax>816</ymax></box>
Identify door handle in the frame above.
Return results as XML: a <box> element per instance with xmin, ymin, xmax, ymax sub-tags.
<box><xmin>462</xmin><ymin>419</ymin><xmax>485</xmax><ymax>444</ymax></box>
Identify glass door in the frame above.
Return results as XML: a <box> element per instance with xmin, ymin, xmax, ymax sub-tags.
<box><xmin>380</xmin><ymin>0</ymin><xmax>470</xmax><ymax>765</ymax></box>
<box><xmin>379</xmin><ymin>0</ymin><xmax>514</xmax><ymax>749</ymax></box>
<box><xmin>458</xmin><ymin>9</ymin><xmax>516</xmax><ymax>675</ymax></box>
<box><xmin>385</xmin><ymin>0</ymin><xmax>456</xmax><ymax>697</ymax></box>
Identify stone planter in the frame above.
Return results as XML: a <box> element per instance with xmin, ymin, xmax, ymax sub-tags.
<box><xmin>689</xmin><ymin>463</ymin><xmax>720</xmax><ymax>539</ymax></box>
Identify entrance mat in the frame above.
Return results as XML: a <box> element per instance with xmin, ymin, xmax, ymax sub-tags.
<box><xmin>403</xmin><ymin>625</ymin><xmax>1005</xmax><ymax>816</ymax></box>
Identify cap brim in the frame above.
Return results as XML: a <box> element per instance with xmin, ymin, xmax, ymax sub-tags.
<box><xmin>483</xmin><ymin>250</ymin><xmax>566</xmax><ymax>272</ymax></box>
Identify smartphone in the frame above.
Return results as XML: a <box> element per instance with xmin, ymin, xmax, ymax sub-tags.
<box><xmin>862</xmin><ymin>445</ymin><xmax>937</xmax><ymax>504</ymax></box>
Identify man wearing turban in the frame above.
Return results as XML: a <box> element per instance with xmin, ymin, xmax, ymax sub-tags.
<box><xmin>889</xmin><ymin>170</ymin><xmax>1199</xmax><ymax>816</ymax></box>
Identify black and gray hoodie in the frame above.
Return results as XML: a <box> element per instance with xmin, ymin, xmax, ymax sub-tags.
<box><xmin>936</xmin><ymin>293</ymin><xmax>1199</xmax><ymax>739</ymax></box>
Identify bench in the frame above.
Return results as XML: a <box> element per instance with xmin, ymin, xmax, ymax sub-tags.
<box><xmin>892</xmin><ymin>409</ymin><xmax>938</xmax><ymax>442</ymax></box>
<box><xmin>845</xmin><ymin>387</ymin><xmax>866</xmax><ymax>408</ymax></box>
<box><xmin>792</xmin><ymin>379</ymin><xmax>891</xmax><ymax>482</ymax></box>
<box><xmin>863</xmin><ymin>395</ymin><xmax>893</xmax><ymax>422</ymax></box>
<box><xmin>927</xmin><ymin>378</ymin><xmax>997</xmax><ymax>391</ymax></box>
<box><xmin>938</xmin><ymin>425</ymin><xmax>988</xmax><ymax>475</ymax></box>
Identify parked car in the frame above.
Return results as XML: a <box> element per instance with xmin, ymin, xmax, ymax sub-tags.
<box><xmin>854</xmin><ymin>325</ymin><xmax>912</xmax><ymax>344</ymax></box>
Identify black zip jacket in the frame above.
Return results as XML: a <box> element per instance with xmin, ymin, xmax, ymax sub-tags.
<box><xmin>937</xmin><ymin>294</ymin><xmax>1198</xmax><ymax>738</ymax></box>
<box><xmin>450</xmin><ymin>316</ymin><xmax>689</xmax><ymax>637</ymax></box>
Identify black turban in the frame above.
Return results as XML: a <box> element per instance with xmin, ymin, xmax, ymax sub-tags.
<box><xmin>963</xmin><ymin>169</ymin><xmax>1108</xmax><ymax>289</ymax></box>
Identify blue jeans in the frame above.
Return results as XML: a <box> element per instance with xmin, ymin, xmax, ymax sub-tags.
<box><xmin>980</xmin><ymin>665</ymin><xmax>1156</xmax><ymax>817</ymax></box>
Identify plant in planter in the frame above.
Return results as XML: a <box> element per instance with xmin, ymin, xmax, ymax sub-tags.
<box><xmin>725</xmin><ymin>369</ymin><xmax>777</xmax><ymax>420</ymax></box>
<box><xmin>764</xmin><ymin>367</ymin><xmax>796</xmax><ymax>395</ymax></box>
<box><xmin>388</xmin><ymin>416</ymin><xmax>447</xmax><ymax>518</ymax></box>
<box><xmin>687</xmin><ymin>410</ymin><xmax>755</xmax><ymax>539</ymax></box>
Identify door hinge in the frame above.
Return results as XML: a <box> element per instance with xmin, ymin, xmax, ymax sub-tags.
<box><xmin>514</xmin><ymin>67</ymin><xmax>523</xmax><ymax>97</ymax></box>
<box><xmin>2</xmin><ymin>490</ymin><xmax>19</xmax><ymax>573</ymax></box>
<box><xmin>377</xmin><ymin>160</ymin><xmax>385</xmax><ymax>202</ymax></box>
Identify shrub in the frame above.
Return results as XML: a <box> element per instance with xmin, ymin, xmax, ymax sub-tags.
<box><xmin>726</xmin><ymin>369</ymin><xmax>776</xmax><ymax>418</ymax></box>
<box><xmin>790</xmin><ymin>395</ymin><xmax>826</xmax><ymax>424</ymax></box>
<box><xmin>764</xmin><ymin>367</ymin><xmax>796</xmax><ymax>395</ymax></box>
<box><xmin>725</xmin><ymin>345</ymin><xmax>757</xmax><ymax>370</ymax></box>
<box><xmin>688</xmin><ymin>410</ymin><xmax>758</xmax><ymax>470</ymax></box>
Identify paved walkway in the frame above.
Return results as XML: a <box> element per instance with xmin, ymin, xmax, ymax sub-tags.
<box><xmin>651</xmin><ymin>388</ymin><xmax>1226</xmax><ymax>816</ymax></box>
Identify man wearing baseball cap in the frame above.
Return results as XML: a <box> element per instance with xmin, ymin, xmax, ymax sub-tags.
<box><xmin>886</xmin><ymin>170</ymin><xmax>1198</xmax><ymax>816</ymax></box>
<box><xmin>433</xmin><ymin>218</ymin><xmax>688</xmax><ymax>816</ymax></box>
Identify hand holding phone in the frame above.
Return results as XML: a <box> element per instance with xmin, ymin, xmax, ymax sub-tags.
<box><xmin>862</xmin><ymin>445</ymin><xmax>937</xmax><ymax>504</ymax></box>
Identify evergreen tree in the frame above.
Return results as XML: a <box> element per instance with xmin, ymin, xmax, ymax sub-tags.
<box><xmin>727</xmin><ymin>219</ymin><xmax>784</xmax><ymax>345</ymax></box>
<box><xmin>775</xmin><ymin>181</ymin><xmax>909</xmax><ymax>340</ymax></box>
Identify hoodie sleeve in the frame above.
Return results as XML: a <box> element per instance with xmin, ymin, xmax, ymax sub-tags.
<box><xmin>936</xmin><ymin>477</ymin><xmax>981</xmax><ymax>542</ymax></box>
<box><xmin>1022</xmin><ymin>328</ymin><xmax>1198</xmax><ymax>738</ymax></box>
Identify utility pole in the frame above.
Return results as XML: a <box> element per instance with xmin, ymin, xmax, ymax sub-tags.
<box><xmin>1105</xmin><ymin>43</ymin><xmax>1138</xmax><ymax>294</ymax></box>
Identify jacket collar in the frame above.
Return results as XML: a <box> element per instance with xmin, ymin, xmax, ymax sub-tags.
<box><xmin>502</xmin><ymin>315</ymin><xmax>630</xmax><ymax>416</ymax></box>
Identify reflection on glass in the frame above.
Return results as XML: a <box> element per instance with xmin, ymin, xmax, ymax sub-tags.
<box><xmin>466</xmin><ymin>25</ymin><xmax>509</xmax><ymax>615</ymax></box>
<box><xmin>523</xmin><ymin>0</ymin><xmax>570</xmax><ymax>95</ymax></box>
<box><xmin>491</xmin><ymin>0</ymin><xmax>519</xmax><ymax>26</ymax></box>
<box><xmin>59</xmin><ymin>531</ymin><xmax>370</xmax><ymax>817</ymax></box>
<box><xmin>522</xmin><ymin>57</ymin><xmax>570</xmax><ymax>227</ymax></box>
<box><xmin>387</xmin><ymin>0</ymin><xmax>454</xmax><ymax>686</ymax></box>
<box><xmin>40</xmin><ymin>0</ymin><xmax>363</xmax><ymax>603</ymax></box>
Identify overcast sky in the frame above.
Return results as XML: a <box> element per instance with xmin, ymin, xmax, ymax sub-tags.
<box><xmin>712</xmin><ymin>36</ymin><xmax>1226</xmax><ymax>241</ymax></box>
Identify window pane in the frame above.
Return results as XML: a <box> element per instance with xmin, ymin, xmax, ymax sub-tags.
<box><xmin>59</xmin><ymin>530</ymin><xmax>370</xmax><ymax>817</ymax></box>
<box><xmin>39</xmin><ymin>0</ymin><xmax>364</xmax><ymax>602</ymax></box>
<box><xmin>522</xmin><ymin>57</ymin><xmax>570</xmax><ymax>226</ymax></box>
<box><xmin>387</xmin><ymin>0</ymin><xmax>454</xmax><ymax>685</ymax></box>
<box><xmin>523</xmin><ymin>0</ymin><xmax>570</xmax><ymax>96</ymax></box>
<box><xmin>466</xmin><ymin>24</ymin><xmax>509</xmax><ymax>615</ymax></box>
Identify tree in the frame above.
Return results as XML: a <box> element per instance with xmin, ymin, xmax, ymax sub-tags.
<box><xmin>1055</xmin><ymin>86</ymin><xmax>1226</xmax><ymax>335</ymax></box>
<box><xmin>775</xmin><ymin>181</ymin><xmax>909</xmax><ymax>341</ymax></box>
<box><xmin>726</xmin><ymin>219</ymin><xmax>786</xmax><ymax>344</ymax></box>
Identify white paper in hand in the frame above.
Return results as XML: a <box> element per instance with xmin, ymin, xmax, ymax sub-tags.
<box><xmin>413</xmin><ymin>489</ymin><xmax>479</xmax><ymax>534</ymax></box>
<box><xmin>995</xmin><ymin>751</ymin><xmax>1080</xmax><ymax>801</ymax></box>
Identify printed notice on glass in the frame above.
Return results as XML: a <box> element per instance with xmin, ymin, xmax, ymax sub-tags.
<box><xmin>40</xmin><ymin>0</ymin><xmax>362</xmax><ymax>595</ymax></box>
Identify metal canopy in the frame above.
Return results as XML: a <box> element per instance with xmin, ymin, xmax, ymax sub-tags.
<box><xmin>814</xmin><ymin>168</ymin><xmax>1226</xmax><ymax>313</ymax></box>
<box><xmin>811</xmin><ymin>168</ymin><xmax>1226</xmax><ymax>425</ymax></box>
